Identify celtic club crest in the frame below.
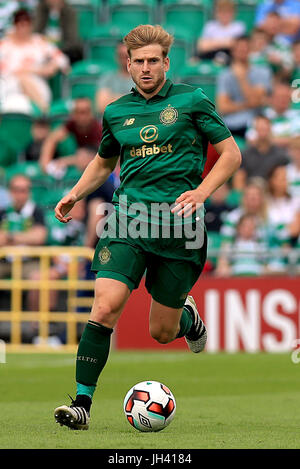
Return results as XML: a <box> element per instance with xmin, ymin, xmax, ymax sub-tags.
<box><xmin>99</xmin><ymin>246</ymin><xmax>111</xmax><ymax>264</ymax></box>
<box><xmin>159</xmin><ymin>105</ymin><xmax>178</xmax><ymax>125</ymax></box>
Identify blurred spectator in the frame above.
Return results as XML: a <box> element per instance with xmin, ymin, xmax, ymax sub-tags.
<box><xmin>39</xmin><ymin>97</ymin><xmax>102</xmax><ymax>173</ymax></box>
<box><xmin>217</xmin><ymin>179</ymin><xmax>269</xmax><ymax>276</ymax></box>
<box><xmin>247</xmin><ymin>80</ymin><xmax>300</xmax><ymax>147</ymax></box>
<box><xmin>27</xmin><ymin>198</ymin><xmax>86</xmax><ymax>312</ymax></box>
<box><xmin>22</xmin><ymin>117</ymin><xmax>57</xmax><ymax>161</ymax></box>
<box><xmin>196</xmin><ymin>0</ymin><xmax>246</xmax><ymax>65</ymax></box>
<box><xmin>289</xmin><ymin>40</ymin><xmax>300</xmax><ymax>83</ymax></box>
<box><xmin>33</xmin><ymin>0</ymin><xmax>83</xmax><ymax>64</ymax></box>
<box><xmin>265</xmin><ymin>164</ymin><xmax>300</xmax><ymax>271</ymax></box>
<box><xmin>249</xmin><ymin>27</ymin><xmax>271</xmax><ymax>67</ymax></box>
<box><xmin>216</xmin><ymin>214</ymin><xmax>267</xmax><ymax>277</ymax></box>
<box><xmin>96</xmin><ymin>43</ymin><xmax>134</xmax><ymax>115</ymax></box>
<box><xmin>255</xmin><ymin>0</ymin><xmax>300</xmax><ymax>45</ymax></box>
<box><xmin>259</xmin><ymin>11</ymin><xmax>294</xmax><ymax>78</ymax></box>
<box><xmin>0</xmin><ymin>8</ymin><xmax>69</xmax><ymax>114</ymax></box>
<box><xmin>0</xmin><ymin>174</ymin><xmax>47</xmax><ymax>277</ymax></box>
<box><xmin>0</xmin><ymin>0</ymin><xmax>37</xmax><ymax>37</ymax></box>
<box><xmin>233</xmin><ymin>115</ymin><xmax>289</xmax><ymax>189</ymax></box>
<box><xmin>216</xmin><ymin>35</ymin><xmax>272</xmax><ymax>138</ymax></box>
<box><xmin>220</xmin><ymin>178</ymin><xmax>268</xmax><ymax>245</ymax></box>
<box><xmin>287</xmin><ymin>136</ymin><xmax>300</xmax><ymax>198</ymax></box>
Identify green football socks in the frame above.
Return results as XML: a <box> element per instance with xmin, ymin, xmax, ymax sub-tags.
<box><xmin>176</xmin><ymin>306</ymin><xmax>193</xmax><ymax>338</ymax></box>
<box><xmin>76</xmin><ymin>320</ymin><xmax>113</xmax><ymax>399</ymax></box>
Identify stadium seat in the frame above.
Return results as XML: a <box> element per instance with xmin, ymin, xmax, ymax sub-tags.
<box><xmin>67</xmin><ymin>60</ymin><xmax>116</xmax><ymax>102</ymax></box>
<box><xmin>48</xmin><ymin>99</ymin><xmax>74</xmax><ymax>126</ymax></box>
<box><xmin>56</xmin><ymin>134</ymin><xmax>78</xmax><ymax>158</ymax></box>
<box><xmin>207</xmin><ymin>230</ymin><xmax>222</xmax><ymax>266</ymax></box>
<box><xmin>178</xmin><ymin>61</ymin><xmax>225</xmax><ymax>102</ymax></box>
<box><xmin>160</xmin><ymin>0</ymin><xmax>211</xmax><ymax>40</ymax></box>
<box><xmin>68</xmin><ymin>0</ymin><xmax>99</xmax><ymax>39</ymax></box>
<box><xmin>163</xmin><ymin>25</ymin><xmax>196</xmax><ymax>78</ymax></box>
<box><xmin>226</xmin><ymin>189</ymin><xmax>243</xmax><ymax>208</ymax></box>
<box><xmin>0</xmin><ymin>138</ymin><xmax>17</xmax><ymax>168</ymax></box>
<box><xmin>233</xmin><ymin>0</ymin><xmax>261</xmax><ymax>33</ymax></box>
<box><xmin>49</xmin><ymin>72</ymin><xmax>64</xmax><ymax>102</ymax></box>
<box><xmin>87</xmin><ymin>24</ymin><xmax>129</xmax><ymax>67</ymax></box>
<box><xmin>106</xmin><ymin>0</ymin><xmax>157</xmax><ymax>29</ymax></box>
<box><xmin>0</xmin><ymin>113</ymin><xmax>32</xmax><ymax>165</ymax></box>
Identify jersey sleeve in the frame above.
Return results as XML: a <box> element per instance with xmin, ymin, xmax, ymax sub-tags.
<box><xmin>192</xmin><ymin>89</ymin><xmax>232</xmax><ymax>145</ymax></box>
<box><xmin>98</xmin><ymin>111</ymin><xmax>121</xmax><ymax>159</ymax></box>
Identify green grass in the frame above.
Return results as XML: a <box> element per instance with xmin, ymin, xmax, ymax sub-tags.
<box><xmin>0</xmin><ymin>351</ymin><xmax>300</xmax><ymax>449</ymax></box>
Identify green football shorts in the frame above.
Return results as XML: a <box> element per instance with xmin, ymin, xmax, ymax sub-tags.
<box><xmin>91</xmin><ymin>217</ymin><xmax>207</xmax><ymax>309</ymax></box>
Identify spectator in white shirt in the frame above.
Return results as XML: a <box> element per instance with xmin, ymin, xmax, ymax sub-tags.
<box><xmin>196</xmin><ymin>0</ymin><xmax>246</xmax><ymax>64</ymax></box>
<box><xmin>0</xmin><ymin>8</ymin><xmax>69</xmax><ymax>114</ymax></box>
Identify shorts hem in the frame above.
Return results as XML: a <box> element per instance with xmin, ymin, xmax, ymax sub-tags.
<box><xmin>96</xmin><ymin>270</ymin><xmax>136</xmax><ymax>291</ymax></box>
<box><xmin>149</xmin><ymin>290</ymin><xmax>188</xmax><ymax>309</ymax></box>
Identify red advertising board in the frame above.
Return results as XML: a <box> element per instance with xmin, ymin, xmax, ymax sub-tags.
<box><xmin>116</xmin><ymin>277</ymin><xmax>300</xmax><ymax>352</ymax></box>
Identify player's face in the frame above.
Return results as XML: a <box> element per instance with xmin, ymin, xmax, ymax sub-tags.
<box><xmin>127</xmin><ymin>44</ymin><xmax>169</xmax><ymax>98</ymax></box>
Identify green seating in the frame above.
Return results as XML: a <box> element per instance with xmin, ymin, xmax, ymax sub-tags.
<box><xmin>161</xmin><ymin>0</ymin><xmax>211</xmax><ymax>40</ymax></box>
<box><xmin>48</xmin><ymin>99</ymin><xmax>74</xmax><ymax>126</ymax></box>
<box><xmin>233</xmin><ymin>0</ymin><xmax>261</xmax><ymax>33</ymax></box>
<box><xmin>87</xmin><ymin>24</ymin><xmax>129</xmax><ymax>67</ymax></box>
<box><xmin>49</xmin><ymin>72</ymin><xmax>64</xmax><ymax>101</ymax></box>
<box><xmin>178</xmin><ymin>61</ymin><xmax>225</xmax><ymax>102</ymax></box>
<box><xmin>106</xmin><ymin>0</ymin><xmax>156</xmax><ymax>29</ymax></box>
<box><xmin>0</xmin><ymin>113</ymin><xmax>33</xmax><ymax>165</ymax></box>
<box><xmin>68</xmin><ymin>0</ymin><xmax>99</xmax><ymax>39</ymax></box>
<box><xmin>207</xmin><ymin>230</ymin><xmax>222</xmax><ymax>266</ymax></box>
<box><xmin>0</xmin><ymin>138</ymin><xmax>17</xmax><ymax>168</ymax></box>
<box><xmin>67</xmin><ymin>60</ymin><xmax>115</xmax><ymax>102</ymax></box>
<box><xmin>162</xmin><ymin>25</ymin><xmax>196</xmax><ymax>78</ymax></box>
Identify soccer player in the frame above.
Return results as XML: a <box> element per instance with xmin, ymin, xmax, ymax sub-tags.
<box><xmin>54</xmin><ymin>25</ymin><xmax>241</xmax><ymax>430</ymax></box>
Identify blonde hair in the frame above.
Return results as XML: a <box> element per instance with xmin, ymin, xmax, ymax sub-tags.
<box><xmin>216</xmin><ymin>0</ymin><xmax>235</xmax><ymax>11</ymax></box>
<box><xmin>123</xmin><ymin>24</ymin><xmax>174</xmax><ymax>58</ymax></box>
<box><xmin>243</xmin><ymin>177</ymin><xmax>268</xmax><ymax>222</ymax></box>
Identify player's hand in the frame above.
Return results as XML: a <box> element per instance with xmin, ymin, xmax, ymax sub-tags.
<box><xmin>54</xmin><ymin>193</ymin><xmax>77</xmax><ymax>223</ymax></box>
<box><xmin>171</xmin><ymin>188</ymin><xmax>206</xmax><ymax>218</ymax></box>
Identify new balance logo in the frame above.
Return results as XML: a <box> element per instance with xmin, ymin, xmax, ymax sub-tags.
<box><xmin>123</xmin><ymin>118</ymin><xmax>135</xmax><ymax>126</ymax></box>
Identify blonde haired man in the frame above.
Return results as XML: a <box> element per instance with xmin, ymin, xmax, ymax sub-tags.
<box><xmin>54</xmin><ymin>25</ymin><xmax>241</xmax><ymax>430</ymax></box>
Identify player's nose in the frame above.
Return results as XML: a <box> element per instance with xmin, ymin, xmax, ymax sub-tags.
<box><xmin>142</xmin><ymin>60</ymin><xmax>150</xmax><ymax>72</ymax></box>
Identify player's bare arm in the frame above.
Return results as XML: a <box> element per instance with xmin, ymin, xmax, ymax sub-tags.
<box><xmin>172</xmin><ymin>136</ymin><xmax>241</xmax><ymax>217</ymax></box>
<box><xmin>54</xmin><ymin>153</ymin><xmax>119</xmax><ymax>223</ymax></box>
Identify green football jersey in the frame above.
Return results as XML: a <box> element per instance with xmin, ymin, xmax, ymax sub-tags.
<box><xmin>98</xmin><ymin>79</ymin><xmax>231</xmax><ymax>225</ymax></box>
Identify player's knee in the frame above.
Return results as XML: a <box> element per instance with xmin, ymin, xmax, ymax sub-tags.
<box><xmin>150</xmin><ymin>326</ymin><xmax>175</xmax><ymax>344</ymax></box>
<box><xmin>91</xmin><ymin>302</ymin><xmax>116</xmax><ymax>328</ymax></box>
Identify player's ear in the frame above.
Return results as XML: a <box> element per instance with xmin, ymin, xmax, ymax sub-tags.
<box><xmin>127</xmin><ymin>56</ymin><xmax>131</xmax><ymax>73</ymax></box>
<box><xmin>164</xmin><ymin>56</ymin><xmax>170</xmax><ymax>73</ymax></box>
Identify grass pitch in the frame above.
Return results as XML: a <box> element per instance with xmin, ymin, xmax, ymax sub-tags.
<box><xmin>0</xmin><ymin>350</ymin><xmax>299</xmax><ymax>449</ymax></box>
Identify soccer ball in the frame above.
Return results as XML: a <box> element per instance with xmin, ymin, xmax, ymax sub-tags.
<box><xmin>123</xmin><ymin>380</ymin><xmax>176</xmax><ymax>432</ymax></box>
